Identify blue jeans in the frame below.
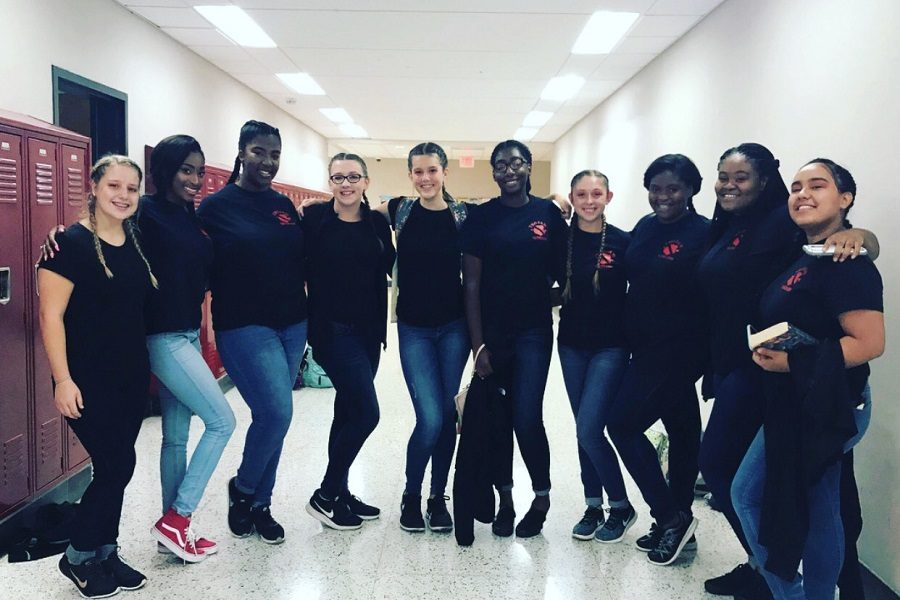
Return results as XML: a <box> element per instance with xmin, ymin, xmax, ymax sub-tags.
<box><xmin>314</xmin><ymin>322</ymin><xmax>381</xmax><ymax>499</ymax></box>
<box><xmin>147</xmin><ymin>330</ymin><xmax>236</xmax><ymax>516</ymax></box>
<box><xmin>558</xmin><ymin>345</ymin><xmax>628</xmax><ymax>504</ymax></box>
<box><xmin>398</xmin><ymin>318</ymin><xmax>469</xmax><ymax>497</ymax></box>
<box><xmin>732</xmin><ymin>394</ymin><xmax>872</xmax><ymax>600</ymax></box>
<box><xmin>216</xmin><ymin>321</ymin><xmax>307</xmax><ymax>505</ymax></box>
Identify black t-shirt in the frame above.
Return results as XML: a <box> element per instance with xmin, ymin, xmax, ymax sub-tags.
<box><xmin>197</xmin><ymin>184</ymin><xmax>306</xmax><ymax>331</ymax></box>
<box><xmin>624</xmin><ymin>212</ymin><xmax>710</xmax><ymax>353</ymax></box>
<box><xmin>388</xmin><ymin>197</ymin><xmax>464</xmax><ymax>327</ymax></box>
<box><xmin>460</xmin><ymin>196</ymin><xmax>567</xmax><ymax>335</ymax></box>
<box><xmin>697</xmin><ymin>205</ymin><xmax>799</xmax><ymax>375</ymax></box>
<box><xmin>138</xmin><ymin>194</ymin><xmax>213</xmax><ymax>334</ymax></box>
<box><xmin>38</xmin><ymin>223</ymin><xmax>151</xmax><ymax>387</ymax></box>
<box><xmin>757</xmin><ymin>250</ymin><xmax>883</xmax><ymax>400</ymax></box>
<box><xmin>557</xmin><ymin>223</ymin><xmax>630</xmax><ymax>350</ymax></box>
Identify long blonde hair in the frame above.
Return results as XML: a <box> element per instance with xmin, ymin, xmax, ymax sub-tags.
<box><xmin>86</xmin><ymin>154</ymin><xmax>158</xmax><ymax>289</ymax></box>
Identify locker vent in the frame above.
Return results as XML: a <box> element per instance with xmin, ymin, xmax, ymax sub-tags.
<box><xmin>40</xmin><ymin>418</ymin><xmax>60</xmax><ymax>462</ymax></box>
<box><xmin>2</xmin><ymin>434</ymin><xmax>26</xmax><ymax>486</ymax></box>
<box><xmin>34</xmin><ymin>161</ymin><xmax>54</xmax><ymax>205</ymax></box>
<box><xmin>0</xmin><ymin>157</ymin><xmax>17</xmax><ymax>203</ymax></box>
<box><xmin>66</xmin><ymin>167</ymin><xmax>84</xmax><ymax>205</ymax></box>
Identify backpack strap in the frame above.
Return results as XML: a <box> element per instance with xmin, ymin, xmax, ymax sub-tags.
<box><xmin>393</xmin><ymin>196</ymin><xmax>416</xmax><ymax>237</ymax></box>
<box><xmin>448</xmin><ymin>199</ymin><xmax>468</xmax><ymax>230</ymax></box>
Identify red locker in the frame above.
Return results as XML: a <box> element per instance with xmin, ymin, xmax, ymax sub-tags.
<box><xmin>0</xmin><ymin>132</ymin><xmax>31</xmax><ymax>515</ymax></box>
<box><xmin>27</xmin><ymin>137</ymin><xmax>65</xmax><ymax>491</ymax></box>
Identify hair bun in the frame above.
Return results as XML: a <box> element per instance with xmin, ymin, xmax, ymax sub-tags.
<box><xmin>773</xmin><ymin>158</ymin><xmax>781</xmax><ymax>169</ymax></box>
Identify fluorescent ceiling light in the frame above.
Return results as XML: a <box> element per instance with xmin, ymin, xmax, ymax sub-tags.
<box><xmin>540</xmin><ymin>75</ymin><xmax>585</xmax><ymax>102</ymax></box>
<box><xmin>339</xmin><ymin>123</ymin><xmax>369</xmax><ymax>138</ymax></box>
<box><xmin>572</xmin><ymin>11</ymin><xmax>639</xmax><ymax>54</ymax></box>
<box><xmin>514</xmin><ymin>127</ymin><xmax>537</xmax><ymax>142</ymax></box>
<box><xmin>277</xmin><ymin>73</ymin><xmax>325</xmax><ymax>95</ymax></box>
<box><xmin>523</xmin><ymin>111</ymin><xmax>553</xmax><ymax>127</ymax></box>
<box><xmin>194</xmin><ymin>6</ymin><xmax>276</xmax><ymax>48</ymax></box>
<box><xmin>319</xmin><ymin>108</ymin><xmax>353</xmax><ymax>124</ymax></box>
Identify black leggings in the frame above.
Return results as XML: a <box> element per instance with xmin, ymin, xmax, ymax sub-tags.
<box><xmin>67</xmin><ymin>379</ymin><xmax>146</xmax><ymax>552</ymax></box>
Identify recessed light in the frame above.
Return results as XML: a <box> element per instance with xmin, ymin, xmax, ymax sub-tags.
<box><xmin>319</xmin><ymin>108</ymin><xmax>353</xmax><ymax>123</ymax></box>
<box><xmin>523</xmin><ymin>111</ymin><xmax>553</xmax><ymax>127</ymax></box>
<box><xmin>540</xmin><ymin>75</ymin><xmax>585</xmax><ymax>102</ymax></box>
<box><xmin>572</xmin><ymin>11</ymin><xmax>640</xmax><ymax>54</ymax></box>
<box><xmin>194</xmin><ymin>6</ymin><xmax>276</xmax><ymax>48</ymax></box>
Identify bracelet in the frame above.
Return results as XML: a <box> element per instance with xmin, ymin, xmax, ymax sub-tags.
<box><xmin>473</xmin><ymin>343</ymin><xmax>487</xmax><ymax>364</ymax></box>
<box><xmin>55</xmin><ymin>376</ymin><xmax>72</xmax><ymax>385</ymax></box>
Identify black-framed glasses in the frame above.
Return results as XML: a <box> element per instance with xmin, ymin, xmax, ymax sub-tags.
<box><xmin>492</xmin><ymin>158</ymin><xmax>528</xmax><ymax>173</ymax></box>
<box><xmin>330</xmin><ymin>173</ymin><xmax>364</xmax><ymax>184</ymax></box>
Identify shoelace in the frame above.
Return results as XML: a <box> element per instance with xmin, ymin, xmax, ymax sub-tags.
<box><xmin>180</xmin><ymin>522</ymin><xmax>200</xmax><ymax>565</ymax></box>
<box><xmin>655</xmin><ymin>527</ymin><xmax>680</xmax><ymax>554</ymax></box>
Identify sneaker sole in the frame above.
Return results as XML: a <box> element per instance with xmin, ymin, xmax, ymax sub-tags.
<box><xmin>119</xmin><ymin>579</ymin><xmax>148</xmax><ymax>592</ymax></box>
<box><xmin>595</xmin><ymin>511</ymin><xmax>638</xmax><ymax>544</ymax></box>
<box><xmin>228</xmin><ymin>527</ymin><xmax>254</xmax><ymax>539</ymax></box>
<box><xmin>572</xmin><ymin>529</ymin><xmax>598</xmax><ymax>541</ymax></box>
<box><xmin>647</xmin><ymin>517</ymin><xmax>699</xmax><ymax>566</ymax></box>
<box><xmin>399</xmin><ymin>523</ymin><xmax>426</xmax><ymax>533</ymax></box>
<box><xmin>150</xmin><ymin>527</ymin><xmax>206</xmax><ymax>563</ymax></box>
<box><xmin>305</xmin><ymin>502</ymin><xmax>363</xmax><ymax>531</ymax></box>
<box><xmin>59</xmin><ymin>562</ymin><xmax>121</xmax><ymax>599</ymax></box>
<box><xmin>356</xmin><ymin>513</ymin><xmax>380</xmax><ymax>521</ymax></box>
<box><xmin>157</xmin><ymin>543</ymin><xmax>218</xmax><ymax>556</ymax></box>
<box><xmin>257</xmin><ymin>532</ymin><xmax>285</xmax><ymax>545</ymax></box>
<box><xmin>425</xmin><ymin>514</ymin><xmax>452</xmax><ymax>533</ymax></box>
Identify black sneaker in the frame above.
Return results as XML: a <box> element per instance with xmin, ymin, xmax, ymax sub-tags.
<box><xmin>227</xmin><ymin>476</ymin><xmax>254</xmax><ymax>538</ymax></box>
<box><xmin>400</xmin><ymin>493</ymin><xmax>425</xmax><ymax>532</ymax></box>
<box><xmin>492</xmin><ymin>505</ymin><xmax>516</xmax><ymax>537</ymax></box>
<box><xmin>705</xmin><ymin>563</ymin><xmax>762</xmax><ymax>596</ymax></box>
<box><xmin>306</xmin><ymin>490</ymin><xmax>363</xmax><ymax>530</ymax></box>
<box><xmin>594</xmin><ymin>505</ymin><xmax>637</xmax><ymax>543</ymax></box>
<box><xmin>58</xmin><ymin>555</ymin><xmax>120</xmax><ymax>599</ymax></box>
<box><xmin>100</xmin><ymin>551</ymin><xmax>146</xmax><ymax>591</ymax></box>
<box><xmin>572</xmin><ymin>506</ymin><xmax>605</xmax><ymax>540</ymax></box>
<box><xmin>342</xmin><ymin>493</ymin><xmax>380</xmax><ymax>520</ymax></box>
<box><xmin>425</xmin><ymin>496</ymin><xmax>453</xmax><ymax>533</ymax></box>
<box><xmin>733</xmin><ymin>573</ymin><xmax>774</xmax><ymax>600</ymax></box>
<box><xmin>635</xmin><ymin>523</ymin><xmax>662</xmax><ymax>552</ymax></box>
<box><xmin>647</xmin><ymin>515</ymin><xmax>699</xmax><ymax>566</ymax></box>
<box><xmin>514</xmin><ymin>508</ymin><xmax>547</xmax><ymax>538</ymax></box>
<box><xmin>250</xmin><ymin>505</ymin><xmax>285</xmax><ymax>544</ymax></box>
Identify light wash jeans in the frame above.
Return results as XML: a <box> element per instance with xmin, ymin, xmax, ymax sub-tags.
<box><xmin>147</xmin><ymin>329</ymin><xmax>236</xmax><ymax>516</ymax></box>
<box><xmin>216</xmin><ymin>321</ymin><xmax>307</xmax><ymax>506</ymax></box>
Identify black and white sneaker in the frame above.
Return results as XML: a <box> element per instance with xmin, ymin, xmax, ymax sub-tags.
<box><xmin>492</xmin><ymin>505</ymin><xmax>516</xmax><ymax>537</ymax></box>
<box><xmin>425</xmin><ymin>496</ymin><xmax>453</xmax><ymax>533</ymax></box>
<box><xmin>101</xmin><ymin>551</ymin><xmax>146</xmax><ymax>591</ymax></box>
<box><xmin>250</xmin><ymin>505</ymin><xmax>285</xmax><ymax>544</ymax></box>
<box><xmin>705</xmin><ymin>563</ymin><xmax>763</xmax><ymax>596</ymax></box>
<box><xmin>648</xmin><ymin>515</ymin><xmax>698</xmax><ymax>565</ymax></box>
<box><xmin>227</xmin><ymin>476</ymin><xmax>254</xmax><ymax>538</ymax></box>
<box><xmin>306</xmin><ymin>490</ymin><xmax>363</xmax><ymax>530</ymax></box>
<box><xmin>399</xmin><ymin>493</ymin><xmax>425</xmax><ymax>532</ymax></box>
<box><xmin>594</xmin><ymin>505</ymin><xmax>637</xmax><ymax>543</ymax></box>
<box><xmin>636</xmin><ymin>523</ymin><xmax>698</xmax><ymax>553</ymax></box>
<box><xmin>343</xmin><ymin>493</ymin><xmax>380</xmax><ymax>520</ymax></box>
<box><xmin>59</xmin><ymin>555</ymin><xmax>120</xmax><ymax>599</ymax></box>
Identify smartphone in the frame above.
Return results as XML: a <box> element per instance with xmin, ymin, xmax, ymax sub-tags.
<box><xmin>803</xmin><ymin>244</ymin><xmax>867</xmax><ymax>257</ymax></box>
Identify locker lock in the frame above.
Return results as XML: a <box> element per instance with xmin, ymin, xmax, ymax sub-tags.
<box><xmin>0</xmin><ymin>267</ymin><xmax>10</xmax><ymax>305</ymax></box>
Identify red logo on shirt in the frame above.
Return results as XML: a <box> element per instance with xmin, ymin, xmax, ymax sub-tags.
<box><xmin>529</xmin><ymin>221</ymin><xmax>548</xmax><ymax>240</ymax></box>
<box><xmin>659</xmin><ymin>240</ymin><xmax>683</xmax><ymax>260</ymax></box>
<box><xmin>727</xmin><ymin>231</ymin><xmax>745</xmax><ymax>250</ymax></box>
<box><xmin>596</xmin><ymin>249</ymin><xmax>616</xmax><ymax>269</ymax></box>
<box><xmin>781</xmin><ymin>267</ymin><xmax>808</xmax><ymax>292</ymax></box>
<box><xmin>272</xmin><ymin>210</ymin><xmax>294</xmax><ymax>225</ymax></box>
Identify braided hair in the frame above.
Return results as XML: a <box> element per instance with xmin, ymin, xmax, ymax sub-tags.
<box><xmin>86</xmin><ymin>154</ymin><xmax>158</xmax><ymax>288</ymax></box>
<box><xmin>227</xmin><ymin>120</ymin><xmax>281</xmax><ymax>185</ymax></box>
<box><xmin>408</xmin><ymin>142</ymin><xmax>455</xmax><ymax>204</ymax></box>
<box><xmin>561</xmin><ymin>170</ymin><xmax>609</xmax><ymax>302</ymax></box>
<box><xmin>490</xmin><ymin>140</ymin><xmax>533</xmax><ymax>194</ymax></box>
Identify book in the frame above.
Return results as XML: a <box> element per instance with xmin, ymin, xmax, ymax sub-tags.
<box><xmin>747</xmin><ymin>322</ymin><xmax>818</xmax><ymax>351</ymax></box>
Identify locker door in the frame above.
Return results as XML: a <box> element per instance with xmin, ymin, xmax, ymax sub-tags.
<box><xmin>27</xmin><ymin>137</ymin><xmax>64</xmax><ymax>490</ymax></box>
<box><xmin>60</xmin><ymin>144</ymin><xmax>90</xmax><ymax>469</ymax></box>
<box><xmin>0</xmin><ymin>132</ymin><xmax>32</xmax><ymax>516</ymax></box>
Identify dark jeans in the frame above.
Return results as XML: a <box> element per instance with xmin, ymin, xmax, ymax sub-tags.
<box><xmin>315</xmin><ymin>322</ymin><xmax>382</xmax><ymax>498</ymax></box>
<box><xmin>839</xmin><ymin>449</ymin><xmax>864</xmax><ymax>599</ymax></box>
<box><xmin>699</xmin><ymin>365</ymin><xmax>763</xmax><ymax>555</ymax></box>
<box><xmin>487</xmin><ymin>327</ymin><xmax>553</xmax><ymax>493</ymax></box>
<box><xmin>67</xmin><ymin>377</ymin><xmax>147</xmax><ymax>553</ymax></box>
<box><xmin>558</xmin><ymin>344</ymin><xmax>628</xmax><ymax>503</ymax></box>
<box><xmin>608</xmin><ymin>354</ymin><xmax>701</xmax><ymax>523</ymax></box>
<box><xmin>398</xmin><ymin>318</ymin><xmax>469</xmax><ymax>497</ymax></box>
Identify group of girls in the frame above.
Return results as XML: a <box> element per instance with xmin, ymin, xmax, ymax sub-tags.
<box><xmin>37</xmin><ymin>121</ymin><xmax>883</xmax><ymax>600</ymax></box>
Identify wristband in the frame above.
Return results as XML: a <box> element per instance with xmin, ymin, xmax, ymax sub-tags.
<box><xmin>473</xmin><ymin>343</ymin><xmax>487</xmax><ymax>364</ymax></box>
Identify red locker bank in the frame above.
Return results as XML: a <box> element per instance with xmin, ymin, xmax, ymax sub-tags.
<box><xmin>0</xmin><ymin>110</ymin><xmax>91</xmax><ymax>522</ymax></box>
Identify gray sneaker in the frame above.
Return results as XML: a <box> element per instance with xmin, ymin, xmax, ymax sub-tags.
<box><xmin>595</xmin><ymin>505</ymin><xmax>637</xmax><ymax>543</ymax></box>
<box><xmin>571</xmin><ymin>506</ymin><xmax>605</xmax><ymax>540</ymax></box>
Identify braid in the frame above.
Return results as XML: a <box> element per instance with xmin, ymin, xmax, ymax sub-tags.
<box><xmin>88</xmin><ymin>195</ymin><xmax>114</xmax><ymax>279</ymax></box>
<box><xmin>561</xmin><ymin>214</ymin><xmax>577</xmax><ymax>303</ymax></box>
<box><xmin>227</xmin><ymin>155</ymin><xmax>241</xmax><ymax>185</ymax></box>
<box><xmin>125</xmin><ymin>218</ymin><xmax>159</xmax><ymax>289</ymax></box>
<box><xmin>442</xmin><ymin>186</ymin><xmax>454</xmax><ymax>205</ymax></box>
<box><xmin>592</xmin><ymin>215</ymin><xmax>608</xmax><ymax>296</ymax></box>
<box><xmin>360</xmin><ymin>194</ymin><xmax>385</xmax><ymax>254</ymax></box>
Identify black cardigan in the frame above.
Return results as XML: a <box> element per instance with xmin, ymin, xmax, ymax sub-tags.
<box><xmin>302</xmin><ymin>200</ymin><xmax>395</xmax><ymax>349</ymax></box>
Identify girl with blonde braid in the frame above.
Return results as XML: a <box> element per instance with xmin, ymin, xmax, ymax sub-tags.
<box><xmin>556</xmin><ymin>170</ymin><xmax>634</xmax><ymax>543</ymax></box>
<box><xmin>39</xmin><ymin>155</ymin><xmax>155</xmax><ymax>598</ymax></box>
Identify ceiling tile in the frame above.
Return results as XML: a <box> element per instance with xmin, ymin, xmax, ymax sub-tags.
<box><xmin>244</xmin><ymin>48</ymin><xmax>298</xmax><ymax>73</ymax></box>
<box><xmin>116</xmin><ymin>0</ymin><xmax>190</xmax><ymax>6</ymax></box>
<box><xmin>614</xmin><ymin>35</ymin><xmax>678</xmax><ymax>53</ymax></box>
<box><xmin>128</xmin><ymin>6</ymin><xmax>210</xmax><ymax>28</ymax></box>
<box><xmin>647</xmin><ymin>0</ymin><xmax>726</xmax><ymax>16</ymax></box>
<box><xmin>630</xmin><ymin>14</ymin><xmax>700</xmax><ymax>37</ymax></box>
<box><xmin>189</xmin><ymin>45</ymin><xmax>253</xmax><ymax>62</ymax></box>
<box><xmin>162</xmin><ymin>27</ymin><xmax>233</xmax><ymax>46</ymax></box>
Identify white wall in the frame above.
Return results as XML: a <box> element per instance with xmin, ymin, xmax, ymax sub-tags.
<box><xmin>0</xmin><ymin>0</ymin><xmax>328</xmax><ymax>190</ymax></box>
<box><xmin>552</xmin><ymin>0</ymin><xmax>900</xmax><ymax>590</ymax></box>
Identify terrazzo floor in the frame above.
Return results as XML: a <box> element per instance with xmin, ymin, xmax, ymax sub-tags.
<box><xmin>0</xmin><ymin>320</ymin><xmax>746</xmax><ymax>599</ymax></box>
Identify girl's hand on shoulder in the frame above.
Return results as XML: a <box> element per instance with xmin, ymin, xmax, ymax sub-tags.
<box><xmin>297</xmin><ymin>196</ymin><xmax>328</xmax><ymax>218</ymax></box>
<box><xmin>752</xmin><ymin>347</ymin><xmax>790</xmax><ymax>372</ymax></box>
<box><xmin>824</xmin><ymin>229</ymin><xmax>865</xmax><ymax>262</ymax></box>
<box><xmin>54</xmin><ymin>379</ymin><xmax>84</xmax><ymax>419</ymax></box>
<box><xmin>40</xmin><ymin>225</ymin><xmax>66</xmax><ymax>261</ymax></box>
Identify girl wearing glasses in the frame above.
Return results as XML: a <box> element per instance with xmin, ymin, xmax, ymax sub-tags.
<box><xmin>197</xmin><ymin>120</ymin><xmax>307</xmax><ymax>545</ymax></box>
<box><xmin>303</xmin><ymin>153</ymin><xmax>396</xmax><ymax>531</ymax></box>
<box><xmin>460</xmin><ymin>140</ymin><xmax>567</xmax><ymax>538</ymax></box>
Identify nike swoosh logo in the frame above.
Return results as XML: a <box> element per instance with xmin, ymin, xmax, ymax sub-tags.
<box><xmin>72</xmin><ymin>572</ymin><xmax>88</xmax><ymax>589</ymax></box>
<box><xmin>315</xmin><ymin>500</ymin><xmax>334</xmax><ymax>519</ymax></box>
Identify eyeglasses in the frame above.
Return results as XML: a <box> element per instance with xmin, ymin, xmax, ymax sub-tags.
<box><xmin>329</xmin><ymin>173</ymin><xmax>364</xmax><ymax>184</ymax></box>
<box><xmin>492</xmin><ymin>158</ymin><xmax>528</xmax><ymax>173</ymax></box>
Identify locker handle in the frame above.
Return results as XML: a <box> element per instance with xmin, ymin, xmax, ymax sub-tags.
<box><xmin>0</xmin><ymin>267</ymin><xmax>9</xmax><ymax>304</ymax></box>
